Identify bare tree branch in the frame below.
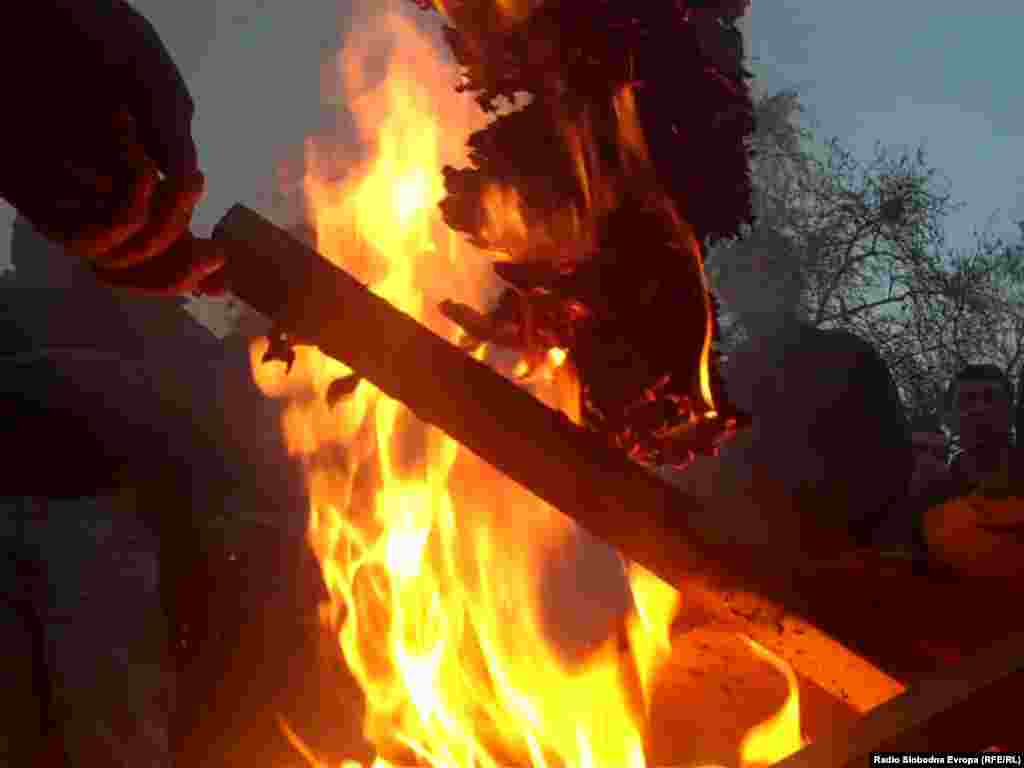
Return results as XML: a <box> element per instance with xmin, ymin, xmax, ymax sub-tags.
<box><xmin>710</xmin><ymin>89</ymin><xmax>1024</xmax><ymax>422</ymax></box>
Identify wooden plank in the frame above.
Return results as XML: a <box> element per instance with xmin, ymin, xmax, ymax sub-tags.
<box><xmin>777</xmin><ymin>631</ymin><xmax>1024</xmax><ymax>767</ymax></box>
<box><xmin>210</xmin><ymin>204</ymin><xmax>901</xmax><ymax>712</ymax></box>
<box><xmin>679</xmin><ymin>581</ymin><xmax>905</xmax><ymax>714</ymax></box>
<box><xmin>650</xmin><ymin>628</ymin><xmax>862</xmax><ymax>767</ymax></box>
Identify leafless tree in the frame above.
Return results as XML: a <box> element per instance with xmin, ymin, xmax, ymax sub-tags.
<box><xmin>708</xmin><ymin>89</ymin><xmax>1024</xmax><ymax>430</ymax></box>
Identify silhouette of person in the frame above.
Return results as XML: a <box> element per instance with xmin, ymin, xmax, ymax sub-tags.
<box><xmin>0</xmin><ymin>216</ymin><xmax>309</xmax><ymax>764</ymax></box>
<box><xmin>663</xmin><ymin>238</ymin><xmax>912</xmax><ymax>565</ymax></box>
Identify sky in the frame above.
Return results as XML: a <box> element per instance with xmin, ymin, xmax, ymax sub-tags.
<box><xmin>1</xmin><ymin>0</ymin><xmax>1022</xmax><ymax>265</ymax></box>
<box><xmin>747</xmin><ymin>0</ymin><xmax>1024</xmax><ymax>250</ymax></box>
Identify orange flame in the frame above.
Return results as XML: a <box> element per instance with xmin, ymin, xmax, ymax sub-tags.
<box><xmin>249</xmin><ymin>5</ymin><xmax>793</xmax><ymax>767</ymax></box>
<box><xmin>480</xmin><ymin>184</ymin><xmax>529</xmax><ymax>254</ymax></box>
<box><xmin>739</xmin><ymin>638</ymin><xmax>808</xmax><ymax>767</ymax></box>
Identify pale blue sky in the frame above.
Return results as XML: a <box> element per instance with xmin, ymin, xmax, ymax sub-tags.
<box><xmin>2</xmin><ymin>1</ymin><xmax>1021</xmax><ymax>261</ymax></box>
<box><xmin>748</xmin><ymin>0</ymin><xmax>1024</xmax><ymax>250</ymax></box>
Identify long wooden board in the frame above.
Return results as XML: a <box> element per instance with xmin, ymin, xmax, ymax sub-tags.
<box><xmin>211</xmin><ymin>204</ymin><xmax>904</xmax><ymax>712</ymax></box>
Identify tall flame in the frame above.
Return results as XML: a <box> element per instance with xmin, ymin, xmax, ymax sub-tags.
<box><xmin>250</xmin><ymin>5</ymin><xmax>800</xmax><ymax>767</ymax></box>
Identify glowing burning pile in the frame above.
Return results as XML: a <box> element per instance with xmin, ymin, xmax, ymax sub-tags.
<box><xmin>251</xmin><ymin>6</ymin><xmax>803</xmax><ymax>767</ymax></box>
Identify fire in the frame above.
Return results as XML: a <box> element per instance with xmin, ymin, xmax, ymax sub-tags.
<box><xmin>623</xmin><ymin>564</ymin><xmax>680</xmax><ymax>718</ymax></box>
<box><xmin>249</xmin><ymin>4</ymin><xmax>803</xmax><ymax>767</ymax></box>
<box><xmin>480</xmin><ymin>184</ymin><xmax>529</xmax><ymax>254</ymax></box>
<box><xmin>738</xmin><ymin>639</ymin><xmax>808</xmax><ymax>767</ymax></box>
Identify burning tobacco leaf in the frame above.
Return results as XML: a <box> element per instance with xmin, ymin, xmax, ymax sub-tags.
<box><xmin>412</xmin><ymin>0</ymin><xmax>755</xmax><ymax>466</ymax></box>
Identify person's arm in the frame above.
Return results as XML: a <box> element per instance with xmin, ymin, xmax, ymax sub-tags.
<box><xmin>1</xmin><ymin>1</ymin><xmax>223</xmax><ymax>295</ymax></box>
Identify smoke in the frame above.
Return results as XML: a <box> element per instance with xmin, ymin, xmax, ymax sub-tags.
<box><xmin>709</xmin><ymin>226</ymin><xmax>805</xmax><ymax>324</ymax></box>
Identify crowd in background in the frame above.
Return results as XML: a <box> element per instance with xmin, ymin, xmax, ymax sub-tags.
<box><xmin>879</xmin><ymin>363</ymin><xmax>1023</xmax><ymax>580</ymax></box>
<box><xmin>694</xmin><ymin>226</ymin><xmax>1024</xmax><ymax>585</ymax></box>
